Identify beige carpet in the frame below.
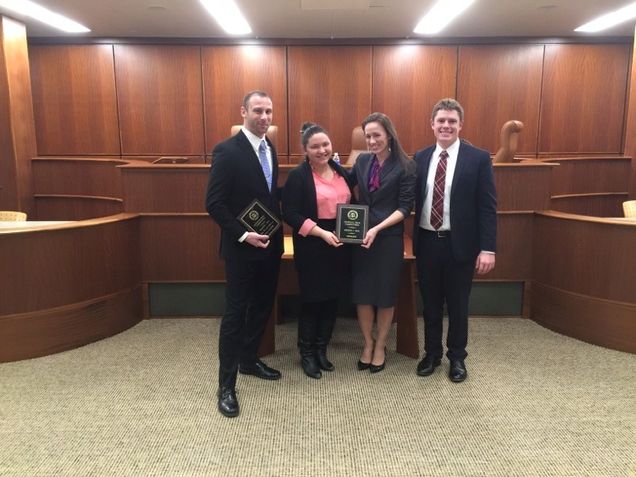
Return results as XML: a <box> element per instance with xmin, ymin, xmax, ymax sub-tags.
<box><xmin>1</xmin><ymin>317</ymin><xmax>634</xmax><ymax>477</ymax></box>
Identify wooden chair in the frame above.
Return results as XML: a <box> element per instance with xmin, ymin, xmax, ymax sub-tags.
<box><xmin>345</xmin><ymin>126</ymin><xmax>367</xmax><ymax>165</ymax></box>
<box><xmin>493</xmin><ymin>120</ymin><xmax>524</xmax><ymax>163</ymax></box>
<box><xmin>623</xmin><ymin>200</ymin><xmax>636</xmax><ymax>218</ymax></box>
<box><xmin>230</xmin><ymin>125</ymin><xmax>278</xmax><ymax>151</ymax></box>
<box><xmin>0</xmin><ymin>211</ymin><xmax>27</xmax><ymax>221</ymax></box>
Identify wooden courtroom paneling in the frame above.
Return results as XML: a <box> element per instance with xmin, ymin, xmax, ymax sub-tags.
<box><xmin>120</xmin><ymin>164</ymin><xmax>209</xmax><ymax>213</ymax></box>
<box><xmin>533</xmin><ymin>212</ymin><xmax>636</xmax><ymax>303</ymax></box>
<box><xmin>0</xmin><ymin>215</ymin><xmax>142</xmax><ymax>362</ymax></box>
<box><xmin>34</xmin><ymin>195</ymin><xmax>123</xmax><ymax>220</ymax></box>
<box><xmin>458</xmin><ymin>45</ymin><xmax>543</xmax><ymax>154</ymax></box>
<box><xmin>0</xmin><ymin>287</ymin><xmax>142</xmax><ymax>362</ymax></box>
<box><xmin>371</xmin><ymin>45</ymin><xmax>457</xmax><ymax>154</ymax></box>
<box><xmin>544</xmin><ymin>157</ymin><xmax>632</xmax><ymax>195</ymax></box>
<box><xmin>624</xmin><ymin>32</ymin><xmax>636</xmax><ymax>198</ymax></box>
<box><xmin>29</xmin><ymin>45</ymin><xmax>120</xmax><ymax>155</ymax></box>
<box><xmin>32</xmin><ymin>157</ymin><xmax>125</xmax><ymax>198</ymax></box>
<box><xmin>494</xmin><ymin>163</ymin><xmax>553</xmax><ymax>211</ymax></box>
<box><xmin>539</xmin><ymin>44</ymin><xmax>630</xmax><ymax>154</ymax></box>
<box><xmin>531</xmin><ymin>281</ymin><xmax>635</xmax><ymax>354</ymax></box>
<box><xmin>140</xmin><ymin>214</ymin><xmax>223</xmax><ymax>281</ymax></box>
<box><xmin>288</xmin><ymin>46</ymin><xmax>372</xmax><ymax>156</ymax></box>
<box><xmin>0</xmin><ymin>17</ymin><xmax>35</xmax><ymax>214</ymax></box>
<box><xmin>201</xmin><ymin>46</ymin><xmax>288</xmax><ymax>156</ymax></box>
<box><xmin>0</xmin><ymin>215</ymin><xmax>141</xmax><ymax>315</ymax></box>
<box><xmin>114</xmin><ymin>45</ymin><xmax>204</xmax><ymax>155</ymax></box>
<box><xmin>487</xmin><ymin>212</ymin><xmax>533</xmax><ymax>280</ymax></box>
<box><xmin>532</xmin><ymin>211</ymin><xmax>636</xmax><ymax>353</ymax></box>
<box><xmin>550</xmin><ymin>192</ymin><xmax>628</xmax><ymax>217</ymax></box>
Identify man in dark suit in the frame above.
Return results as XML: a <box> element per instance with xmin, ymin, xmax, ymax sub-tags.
<box><xmin>413</xmin><ymin>98</ymin><xmax>497</xmax><ymax>383</ymax></box>
<box><xmin>205</xmin><ymin>90</ymin><xmax>284</xmax><ymax>417</ymax></box>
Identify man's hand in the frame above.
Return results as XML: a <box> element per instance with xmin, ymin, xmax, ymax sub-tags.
<box><xmin>475</xmin><ymin>252</ymin><xmax>495</xmax><ymax>275</ymax></box>
<box><xmin>245</xmin><ymin>232</ymin><xmax>270</xmax><ymax>248</ymax></box>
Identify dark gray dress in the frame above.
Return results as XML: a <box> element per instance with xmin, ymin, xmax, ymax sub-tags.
<box><xmin>350</xmin><ymin>153</ymin><xmax>416</xmax><ymax>307</ymax></box>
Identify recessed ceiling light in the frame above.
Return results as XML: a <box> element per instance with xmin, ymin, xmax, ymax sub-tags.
<box><xmin>413</xmin><ymin>0</ymin><xmax>475</xmax><ymax>35</ymax></box>
<box><xmin>575</xmin><ymin>1</ymin><xmax>636</xmax><ymax>32</ymax></box>
<box><xmin>199</xmin><ymin>0</ymin><xmax>251</xmax><ymax>35</ymax></box>
<box><xmin>0</xmin><ymin>0</ymin><xmax>90</xmax><ymax>33</ymax></box>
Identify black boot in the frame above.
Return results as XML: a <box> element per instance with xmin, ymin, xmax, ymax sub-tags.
<box><xmin>315</xmin><ymin>312</ymin><xmax>336</xmax><ymax>372</ymax></box>
<box><xmin>298</xmin><ymin>316</ymin><xmax>321</xmax><ymax>379</ymax></box>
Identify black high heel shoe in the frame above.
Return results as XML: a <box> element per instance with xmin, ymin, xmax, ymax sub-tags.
<box><xmin>357</xmin><ymin>360</ymin><xmax>371</xmax><ymax>371</ymax></box>
<box><xmin>369</xmin><ymin>347</ymin><xmax>386</xmax><ymax>374</ymax></box>
<box><xmin>357</xmin><ymin>340</ymin><xmax>374</xmax><ymax>370</ymax></box>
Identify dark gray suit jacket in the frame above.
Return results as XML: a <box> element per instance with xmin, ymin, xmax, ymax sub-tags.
<box><xmin>351</xmin><ymin>152</ymin><xmax>416</xmax><ymax>237</ymax></box>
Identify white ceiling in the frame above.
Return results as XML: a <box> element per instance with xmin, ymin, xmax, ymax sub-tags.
<box><xmin>0</xmin><ymin>0</ymin><xmax>635</xmax><ymax>40</ymax></box>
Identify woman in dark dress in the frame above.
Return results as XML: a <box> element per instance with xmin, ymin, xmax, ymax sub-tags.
<box><xmin>282</xmin><ymin>123</ymin><xmax>353</xmax><ymax>379</ymax></box>
<box><xmin>350</xmin><ymin>113</ymin><xmax>415</xmax><ymax>373</ymax></box>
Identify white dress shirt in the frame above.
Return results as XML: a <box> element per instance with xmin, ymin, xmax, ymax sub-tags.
<box><xmin>420</xmin><ymin>139</ymin><xmax>460</xmax><ymax>231</ymax></box>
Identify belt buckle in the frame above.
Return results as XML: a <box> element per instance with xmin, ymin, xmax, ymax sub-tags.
<box><xmin>436</xmin><ymin>230</ymin><xmax>448</xmax><ymax>238</ymax></box>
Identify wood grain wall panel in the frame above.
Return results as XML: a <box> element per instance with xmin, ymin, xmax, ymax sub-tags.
<box><xmin>0</xmin><ymin>287</ymin><xmax>142</xmax><ymax>362</ymax></box>
<box><xmin>32</xmin><ymin>158</ymin><xmax>125</xmax><ymax>198</ymax></box>
<box><xmin>540</xmin><ymin>44</ymin><xmax>630</xmax><ymax>154</ymax></box>
<box><xmin>494</xmin><ymin>164</ymin><xmax>553</xmax><ymax>211</ymax></box>
<box><xmin>533</xmin><ymin>213</ymin><xmax>636</xmax><ymax>303</ymax></box>
<box><xmin>627</xmin><ymin>30</ymin><xmax>636</xmax><ymax>198</ymax></box>
<box><xmin>114</xmin><ymin>45</ymin><xmax>204</xmax><ymax>155</ymax></box>
<box><xmin>201</xmin><ymin>46</ymin><xmax>288</xmax><ymax>156</ymax></box>
<box><xmin>121</xmin><ymin>165</ymin><xmax>209</xmax><ymax>213</ymax></box>
<box><xmin>547</xmin><ymin>158</ymin><xmax>631</xmax><ymax>195</ymax></box>
<box><xmin>371</xmin><ymin>45</ymin><xmax>457</xmax><ymax>154</ymax></box>
<box><xmin>34</xmin><ymin>196</ymin><xmax>123</xmax><ymax>220</ymax></box>
<box><xmin>140</xmin><ymin>215</ymin><xmax>223</xmax><ymax>281</ymax></box>
<box><xmin>0</xmin><ymin>17</ymin><xmax>35</xmax><ymax>214</ymax></box>
<box><xmin>288</xmin><ymin>46</ymin><xmax>372</xmax><ymax>156</ymax></box>
<box><xmin>29</xmin><ymin>45</ymin><xmax>120</xmax><ymax>155</ymax></box>
<box><xmin>458</xmin><ymin>45</ymin><xmax>543</xmax><ymax>154</ymax></box>
<box><xmin>486</xmin><ymin>213</ymin><xmax>533</xmax><ymax>280</ymax></box>
<box><xmin>550</xmin><ymin>193</ymin><xmax>628</xmax><ymax>217</ymax></box>
<box><xmin>531</xmin><ymin>282</ymin><xmax>635</xmax><ymax>353</ymax></box>
<box><xmin>0</xmin><ymin>215</ymin><xmax>141</xmax><ymax>314</ymax></box>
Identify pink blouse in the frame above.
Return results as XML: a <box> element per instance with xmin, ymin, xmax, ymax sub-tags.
<box><xmin>299</xmin><ymin>171</ymin><xmax>351</xmax><ymax>236</ymax></box>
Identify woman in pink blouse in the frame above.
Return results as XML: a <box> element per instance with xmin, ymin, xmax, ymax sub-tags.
<box><xmin>282</xmin><ymin>123</ymin><xmax>354</xmax><ymax>379</ymax></box>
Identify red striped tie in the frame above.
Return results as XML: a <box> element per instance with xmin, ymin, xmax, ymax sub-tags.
<box><xmin>430</xmin><ymin>150</ymin><xmax>448</xmax><ymax>230</ymax></box>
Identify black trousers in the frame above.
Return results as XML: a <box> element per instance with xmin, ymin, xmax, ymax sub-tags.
<box><xmin>218</xmin><ymin>253</ymin><xmax>281</xmax><ymax>389</ymax></box>
<box><xmin>416</xmin><ymin>230</ymin><xmax>474</xmax><ymax>361</ymax></box>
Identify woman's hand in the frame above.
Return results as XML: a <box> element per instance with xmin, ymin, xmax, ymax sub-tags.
<box><xmin>320</xmin><ymin>229</ymin><xmax>343</xmax><ymax>247</ymax></box>
<box><xmin>361</xmin><ymin>227</ymin><xmax>378</xmax><ymax>249</ymax></box>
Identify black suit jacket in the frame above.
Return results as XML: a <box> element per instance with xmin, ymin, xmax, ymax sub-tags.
<box><xmin>205</xmin><ymin>130</ymin><xmax>284</xmax><ymax>261</ymax></box>
<box><xmin>351</xmin><ymin>152</ymin><xmax>416</xmax><ymax>237</ymax></box>
<box><xmin>413</xmin><ymin>141</ymin><xmax>497</xmax><ymax>262</ymax></box>
<box><xmin>282</xmin><ymin>159</ymin><xmax>353</xmax><ymax>232</ymax></box>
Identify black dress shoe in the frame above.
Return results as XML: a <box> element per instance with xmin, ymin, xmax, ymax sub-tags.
<box><xmin>239</xmin><ymin>359</ymin><xmax>282</xmax><ymax>380</ymax></box>
<box><xmin>217</xmin><ymin>387</ymin><xmax>239</xmax><ymax>418</ymax></box>
<box><xmin>449</xmin><ymin>360</ymin><xmax>468</xmax><ymax>383</ymax></box>
<box><xmin>417</xmin><ymin>356</ymin><xmax>441</xmax><ymax>376</ymax></box>
<box><xmin>357</xmin><ymin>360</ymin><xmax>371</xmax><ymax>371</ymax></box>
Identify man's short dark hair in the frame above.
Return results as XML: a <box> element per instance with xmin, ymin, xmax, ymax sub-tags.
<box><xmin>431</xmin><ymin>98</ymin><xmax>464</xmax><ymax>122</ymax></box>
<box><xmin>242</xmin><ymin>90</ymin><xmax>270</xmax><ymax>110</ymax></box>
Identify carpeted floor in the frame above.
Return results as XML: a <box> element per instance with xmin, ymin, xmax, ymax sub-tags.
<box><xmin>1</xmin><ymin>317</ymin><xmax>634</xmax><ymax>477</ymax></box>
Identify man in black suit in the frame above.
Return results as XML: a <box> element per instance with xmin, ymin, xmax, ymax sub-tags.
<box><xmin>205</xmin><ymin>90</ymin><xmax>283</xmax><ymax>417</ymax></box>
<box><xmin>413</xmin><ymin>98</ymin><xmax>497</xmax><ymax>383</ymax></box>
